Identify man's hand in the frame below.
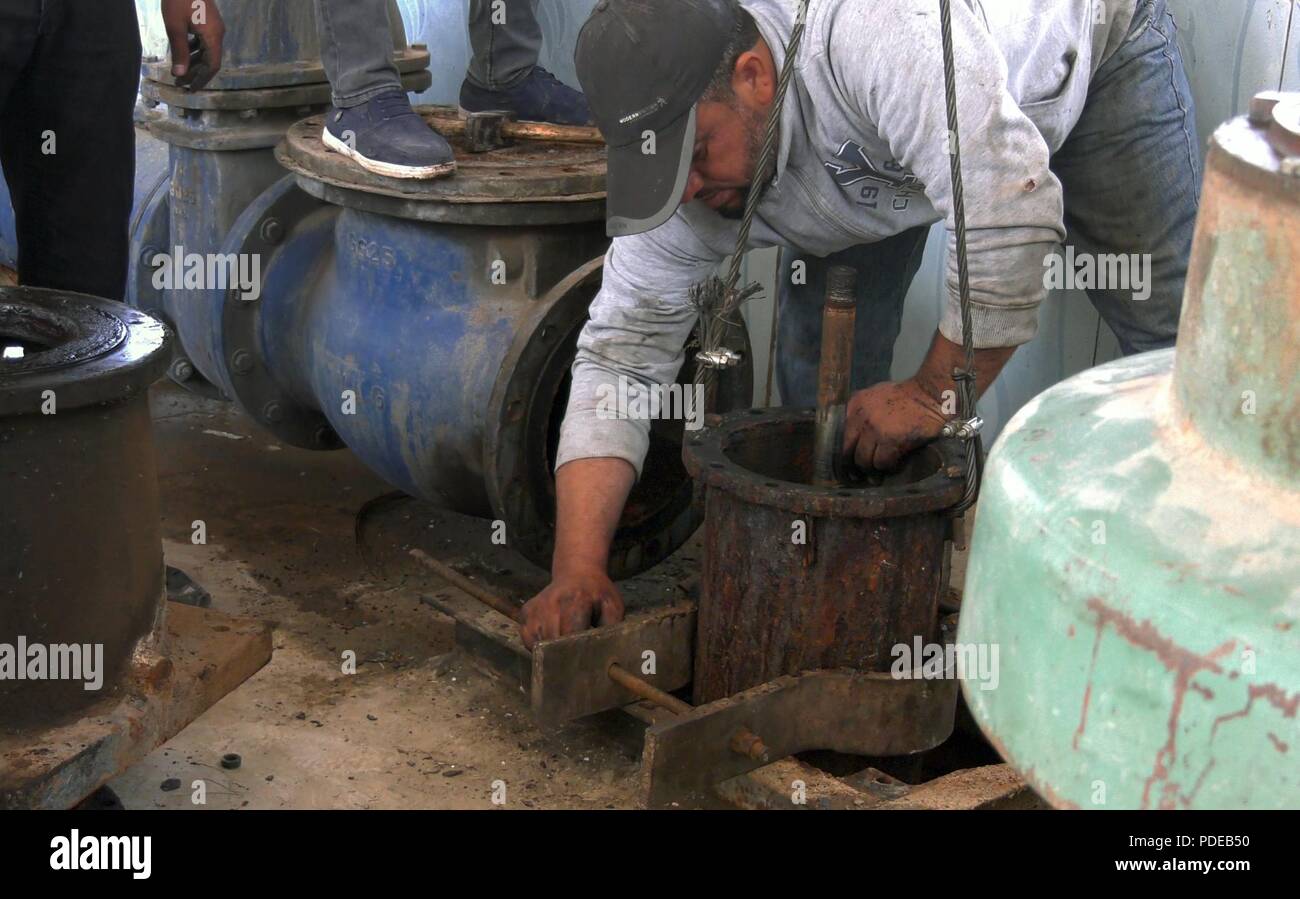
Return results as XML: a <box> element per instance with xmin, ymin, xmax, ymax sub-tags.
<box><xmin>519</xmin><ymin>567</ymin><xmax>624</xmax><ymax>650</ymax></box>
<box><xmin>842</xmin><ymin>331</ymin><xmax>1019</xmax><ymax>472</ymax></box>
<box><xmin>162</xmin><ymin>0</ymin><xmax>225</xmax><ymax>88</ymax></box>
<box><xmin>843</xmin><ymin>378</ymin><xmax>947</xmax><ymax>471</ymax></box>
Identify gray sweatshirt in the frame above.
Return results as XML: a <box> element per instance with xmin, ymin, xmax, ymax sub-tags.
<box><xmin>557</xmin><ymin>0</ymin><xmax>1140</xmax><ymax>477</ymax></box>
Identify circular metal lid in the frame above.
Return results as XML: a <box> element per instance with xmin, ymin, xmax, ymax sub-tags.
<box><xmin>0</xmin><ymin>287</ymin><xmax>171</xmax><ymax>416</ymax></box>
<box><xmin>683</xmin><ymin>407</ymin><xmax>966</xmax><ymax>518</ymax></box>
<box><xmin>275</xmin><ymin>107</ymin><xmax>607</xmax><ymax>225</ymax></box>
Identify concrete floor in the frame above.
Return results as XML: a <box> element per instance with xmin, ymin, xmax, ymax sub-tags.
<box><xmin>110</xmin><ymin>383</ymin><xmax>654</xmax><ymax>809</ymax></box>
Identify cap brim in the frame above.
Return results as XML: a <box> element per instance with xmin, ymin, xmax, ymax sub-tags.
<box><xmin>604</xmin><ymin>106</ymin><xmax>696</xmax><ymax>238</ymax></box>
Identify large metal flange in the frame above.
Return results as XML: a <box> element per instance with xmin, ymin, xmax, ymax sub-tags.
<box><xmin>684</xmin><ymin>406</ymin><xmax>967</xmax><ymax>519</ymax></box>
<box><xmin>0</xmin><ymin>287</ymin><xmax>171</xmax><ymax>416</ymax></box>
<box><xmin>211</xmin><ymin>175</ymin><xmax>342</xmax><ymax>450</ymax></box>
<box><xmin>275</xmin><ymin>107</ymin><xmax>608</xmax><ymax>226</ymax></box>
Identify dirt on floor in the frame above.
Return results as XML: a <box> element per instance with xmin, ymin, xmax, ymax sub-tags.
<box><xmin>109</xmin><ymin>384</ymin><xmax>655</xmax><ymax>810</ymax></box>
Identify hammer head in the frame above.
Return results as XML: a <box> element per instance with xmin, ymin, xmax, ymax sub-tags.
<box><xmin>464</xmin><ymin>110</ymin><xmax>516</xmax><ymax>153</ymax></box>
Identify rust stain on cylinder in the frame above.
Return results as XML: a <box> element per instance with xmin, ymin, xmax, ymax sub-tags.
<box><xmin>683</xmin><ymin>409</ymin><xmax>963</xmax><ymax>705</ymax></box>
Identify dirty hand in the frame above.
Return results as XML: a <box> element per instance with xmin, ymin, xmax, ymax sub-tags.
<box><xmin>842</xmin><ymin>379</ymin><xmax>948</xmax><ymax>472</ymax></box>
<box><xmin>162</xmin><ymin>0</ymin><xmax>225</xmax><ymax>88</ymax></box>
<box><xmin>519</xmin><ymin>567</ymin><xmax>624</xmax><ymax>650</ymax></box>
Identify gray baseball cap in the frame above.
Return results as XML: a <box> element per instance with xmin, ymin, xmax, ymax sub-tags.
<box><xmin>575</xmin><ymin>0</ymin><xmax>742</xmax><ymax>236</ymax></box>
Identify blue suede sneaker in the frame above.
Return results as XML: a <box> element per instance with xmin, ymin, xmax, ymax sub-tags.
<box><xmin>322</xmin><ymin>88</ymin><xmax>456</xmax><ymax>179</ymax></box>
<box><xmin>458</xmin><ymin>66</ymin><xmax>592</xmax><ymax>126</ymax></box>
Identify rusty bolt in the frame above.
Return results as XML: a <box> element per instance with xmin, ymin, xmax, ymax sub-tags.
<box><xmin>260</xmin><ymin>218</ymin><xmax>284</xmax><ymax>244</ymax></box>
<box><xmin>230</xmin><ymin>349</ymin><xmax>253</xmax><ymax>374</ymax></box>
<box><xmin>1248</xmin><ymin>90</ymin><xmax>1287</xmax><ymax>125</ymax></box>
<box><xmin>263</xmin><ymin>402</ymin><xmax>284</xmax><ymax>423</ymax></box>
<box><xmin>729</xmin><ymin>728</ymin><xmax>770</xmax><ymax>762</ymax></box>
<box><xmin>170</xmin><ymin>359</ymin><xmax>194</xmax><ymax>382</ymax></box>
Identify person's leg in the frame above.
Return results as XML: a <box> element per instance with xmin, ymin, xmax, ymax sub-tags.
<box><xmin>0</xmin><ymin>0</ymin><xmax>139</xmax><ymax>300</ymax></box>
<box><xmin>314</xmin><ymin>0</ymin><xmax>402</xmax><ymax>108</ymax></box>
<box><xmin>1050</xmin><ymin>0</ymin><xmax>1200</xmax><ymax>355</ymax></box>
<box><xmin>314</xmin><ymin>0</ymin><xmax>454</xmax><ymax>178</ymax></box>
<box><xmin>459</xmin><ymin>0</ymin><xmax>590</xmax><ymax>125</ymax></box>
<box><xmin>465</xmin><ymin>0</ymin><xmax>542</xmax><ymax>91</ymax></box>
<box><xmin>776</xmin><ymin>229</ymin><xmax>930</xmax><ymax>407</ymax></box>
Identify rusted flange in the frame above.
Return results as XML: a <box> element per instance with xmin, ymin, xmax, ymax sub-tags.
<box><xmin>683</xmin><ymin>406</ymin><xmax>966</xmax><ymax>519</ymax></box>
<box><xmin>0</xmin><ymin>287</ymin><xmax>171</xmax><ymax>416</ymax></box>
<box><xmin>275</xmin><ymin>106</ymin><xmax>607</xmax><ymax>225</ymax></box>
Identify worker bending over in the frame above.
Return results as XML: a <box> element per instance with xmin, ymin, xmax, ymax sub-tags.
<box><xmin>518</xmin><ymin>0</ymin><xmax>1200</xmax><ymax>646</ymax></box>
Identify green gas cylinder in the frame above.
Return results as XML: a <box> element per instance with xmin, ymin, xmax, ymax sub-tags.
<box><xmin>959</xmin><ymin>94</ymin><xmax>1300</xmax><ymax>809</ymax></box>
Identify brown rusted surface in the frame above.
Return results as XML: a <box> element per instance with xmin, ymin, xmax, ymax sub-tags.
<box><xmin>426</xmin><ymin>109</ymin><xmax>604</xmax><ymax>146</ymax></box>
<box><xmin>1171</xmin><ymin>105</ymin><xmax>1300</xmax><ymax>485</ymax></box>
<box><xmin>874</xmin><ymin>764</ymin><xmax>1044</xmax><ymax>810</ymax></box>
<box><xmin>276</xmin><ymin>107</ymin><xmax>606</xmax><ymax>206</ymax></box>
<box><xmin>1</xmin><ymin>288</ymin><xmax>172</xmax><ymax>726</ymax></box>
<box><xmin>683</xmin><ymin>408</ymin><xmax>962</xmax><ymax>703</ymax></box>
<box><xmin>0</xmin><ymin>602</ymin><xmax>272</xmax><ymax>809</ymax></box>
<box><xmin>641</xmin><ymin>668</ymin><xmax>958</xmax><ymax>808</ymax></box>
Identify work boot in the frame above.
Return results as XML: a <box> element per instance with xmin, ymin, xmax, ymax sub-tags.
<box><xmin>322</xmin><ymin>88</ymin><xmax>456</xmax><ymax>179</ymax></box>
<box><xmin>458</xmin><ymin>66</ymin><xmax>592</xmax><ymax>126</ymax></box>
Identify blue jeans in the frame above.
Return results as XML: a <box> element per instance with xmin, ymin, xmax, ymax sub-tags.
<box><xmin>776</xmin><ymin>0</ymin><xmax>1201</xmax><ymax>406</ymax></box>
<box><xmin>315</xmin><ymin>0</ymin><xmax>543</xmax><ymax>107</ymax></box>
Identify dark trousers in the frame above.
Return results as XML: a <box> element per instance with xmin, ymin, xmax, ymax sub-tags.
<box><xmin>0</xmin><ymin>0</ymin><xmax>141</xmax><ymax>301</ymax></box>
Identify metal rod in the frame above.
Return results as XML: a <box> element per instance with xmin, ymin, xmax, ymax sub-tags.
<box><xmin>430</xmin><ymin>114</ymin><xmax>605</xmax><ymax>145</ymax></box>
<box><xmin>606</xmin><ymin>661</ymin><xmax>693</xmax><ymax>716</ymax></box>
<box><xmin>411</xmin><ymin>548</ymin><xmax>769</xmax><ymax>761</ymax></box>
<box><xmin>813</xmin><ymin>265</ymin><xmax>858</xmax><ymax>486</ymax></box>
<box><xmin>409</xmin><ymin>548</ymin><xmax>522</xmax><ymax>622</ymax></box>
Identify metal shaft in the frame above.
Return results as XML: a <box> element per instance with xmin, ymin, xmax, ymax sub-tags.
<box><xmin>410</xmin><ymin>549</ymin><xmax>523</xmax><ymax>622</ymax></box>
<box><xmin>410</xmin><ymin>548</ymin><xmax>769</xmax><ymax>761</ymax></box>
<box><xmin>813</xmin><ymin>265</ymin><xmax>858</xmax><ymax>486</ymax></box>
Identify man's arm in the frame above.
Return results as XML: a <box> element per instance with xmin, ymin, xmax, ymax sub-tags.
<box><xmin>519</xmin><ymin>215</ymin><xmax>724</xmax><ymax>646</ymax></box>
<box><xmin>826</xmin><ymin>0</ymin><xmax>1066</xmax><ymax>467</ymax></box>
<box><xmin>518</xmin><ymin>458</ymin><xmax>633</xmax><ymax>648</ymax></box>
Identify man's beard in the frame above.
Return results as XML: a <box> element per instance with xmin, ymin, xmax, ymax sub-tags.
<box><xmin>717</xmin><ymin>102</ymin><xmax>775</xmax><ymax>220</ymax></box>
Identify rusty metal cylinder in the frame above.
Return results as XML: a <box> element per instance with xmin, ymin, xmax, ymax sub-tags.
<box><xmin>683</xmin><ymin>408</ymin><xmax>965</xmax><ymax>704</ymax></box>
<box><xmin>0</xmin><ymin>287</ymin><xmax>171</xmax><ymax>727</ymax></box>
<box><xmin>813</xmin><ymin>266</ymin><xmax>857</xmax><ymax>486</ymax></box>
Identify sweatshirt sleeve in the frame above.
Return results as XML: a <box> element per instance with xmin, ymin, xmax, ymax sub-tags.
<box><xmin>822</xmin><ymin>0</ymin><xmax>1067</xmax><ymax>348</ymax></box>
<box><xmin>555</xmin><ymin>212</ymin><xmax>724</xmax><ymax>477</ymax></box>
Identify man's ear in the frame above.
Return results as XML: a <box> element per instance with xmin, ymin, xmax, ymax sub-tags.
<box><xmin>732</xmin><ymin>45</ymin><xmax>776</xmax><ymax>109</ymax></box>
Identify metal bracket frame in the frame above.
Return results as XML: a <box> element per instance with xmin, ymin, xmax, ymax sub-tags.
<box><xmin>641</xmin><ymin>668</ymin><xmax>959</xmax><ymax>808</ymax></box>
